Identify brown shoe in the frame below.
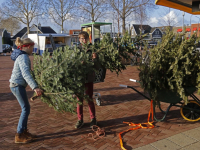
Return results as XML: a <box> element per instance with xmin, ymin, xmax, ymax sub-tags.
<box><xmin>15</xmin><ymin>133</ymin><xmax>32</xmax><ymax>144</ymax></box>
<box><xmin>23</xmin><ymin>129</ymin><xmax>37</xmax><ymax>139</ymax></box>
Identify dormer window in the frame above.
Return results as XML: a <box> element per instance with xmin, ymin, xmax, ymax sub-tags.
<box><xmin>139</xmin><ymin>28</ymin><xmax>145</xmax><ymax>34</ymax></box>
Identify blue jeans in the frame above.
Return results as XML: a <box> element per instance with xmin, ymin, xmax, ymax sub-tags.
<box><xmin>10</xmin><ymin>85</ymin><xmax>30</xmax><ymax>133</ymax></box>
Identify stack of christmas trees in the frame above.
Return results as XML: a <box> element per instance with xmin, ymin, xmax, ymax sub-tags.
<box><xmin>139</xmin><ymin>29</ymin><xmax>200</xmax><ymax>104</ymax></box>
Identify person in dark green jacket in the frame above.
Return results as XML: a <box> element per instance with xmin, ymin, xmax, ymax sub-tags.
<box><xmin>75</xmin><ymin>31</ymin><xmax>99</xmax><ymax>129</ymax></box>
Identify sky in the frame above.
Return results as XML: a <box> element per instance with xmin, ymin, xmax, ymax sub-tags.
<box><xmin>1</xmin><ymin>0</ymin><xmax>200</xmax><ymax>34</ymax></box>
<box><xmin>148</xmin><ymin>6</ymin><xmax>199</xmax><ymax>27</ymax></box>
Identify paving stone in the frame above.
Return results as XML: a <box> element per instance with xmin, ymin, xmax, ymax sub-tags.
<box><xmin>151</xmin><ymin>139</ymin><xmax>181</xmax><ymax>150</ymax></box>
<box><xmin>167</xmin><ymin>133</ymin><xmax>197</xmax><ymax>147</ymax></box>
<box><xmin>1</xmin><ymin>56</ymin><xmax>200</xmax><ymax>149</ymax></box>
<box><xmin>179</xmin><ymin>141</ymin><xmax>200</xmax><ymax>150</ymax></box>
<box><xmin>134</xmin><ymin>144</ymin><xmax>157</xmax><ymax>150</ymax></box>
<box><xmin>182</xmin><ymin>128</ymin><xmax>200</xmax><ymax>140</ymax></box>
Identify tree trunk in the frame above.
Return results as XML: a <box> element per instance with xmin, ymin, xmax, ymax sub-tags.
<box><xmin>27</xmin><ymin>21</ymin><xmax>30</xmax><ymax>34</ymax></box>
<box><xmin>122</xmin><ymin>17</ymin><xmax>126</xmax><ymax>35</ymax></box>
<box><xmin>61</xmin><ymin>20</ymin><xmax>64</xmax><ymax>33</ymax></box>
<box><xmin>122</xmin><ymin>0</ymin><xmax>126</xmax><ymax>35</ymax></box>
<box><xmin>92</xmin><ymin>7</ymin><xmax>95</xmax><ymax>22</ymax></box>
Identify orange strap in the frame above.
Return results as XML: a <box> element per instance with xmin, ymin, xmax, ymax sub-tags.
<box><xmin>119</xmin><ymin>100</ymin><xmax>154</xmax><ymax>150</ymax></box>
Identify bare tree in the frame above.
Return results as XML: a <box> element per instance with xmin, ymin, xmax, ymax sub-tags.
<box><xmin>0</xmin><ymin>11</ymin><xmax>3</xmax><ymax>22</ymax></box>
<box><xmin>135</xmin><ymin>5</ymin><xmax>148</xmax><ymax>27</ymax></box>
<box><xmin>0</xmin><ymin>0</ymin><xmax>44</xmax><ymax>34</ymax></box>
<box><xmin>109</xmin><ymin>0</ymin><xmax>155</xmax><ymax>35</ymax></box>
<box><xmin>76</xmin><ymin>0</ymin><xmax>108</xmax><ymax>22</ymax></box>
<box><xmin>158</xmin><ymin>8</ymin><xmax>180</xmax><ymax>27</ymax></box>
<box><xmin>0</xmin><ymin>17</ymin><xmax>21</xmax><ymax>36</ymax></box>
<box><xmin>46</xmin><ymin>0</ymin><xmax>77</xmax><ymax>33</ymax></box>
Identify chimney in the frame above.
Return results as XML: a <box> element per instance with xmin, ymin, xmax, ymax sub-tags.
<box><xmin>38</xmin><ymin>23</ymin><xmax>41</xmax><ymax>30</ymax></box>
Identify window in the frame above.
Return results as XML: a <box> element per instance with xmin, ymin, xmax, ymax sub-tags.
<box><xmin>73</xmin><ymin>31</ymin><xmax>80</xmax><ymax>35</ymax></box>
<box><xmin>155</xmin><ymin>30</ymin><xmax>159</xmax><ymax>34</ymax></box>
<box><xmin>71</xmin><ymin>37</ymin><xmax>76</xmax><ymax>42</ymax></box>
<box><xmin>132</xmin><ymin>29</ymin><xmax>134</xmax><ymax>35</ymax></box>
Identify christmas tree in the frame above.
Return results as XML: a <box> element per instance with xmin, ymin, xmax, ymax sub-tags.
<box><xmin>139</xmin><ymin>29</ymin><xmax>200</xmax><ymax>104</ymax></box>
<box><xmin>32</xmin><ymin>33</ymin><xmax>141</xmax><ymax>113</ymax></box>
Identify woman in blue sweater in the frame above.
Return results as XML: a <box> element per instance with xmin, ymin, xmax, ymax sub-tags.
<box><xmin>9</xmin><ymin>37</ymin><xmax>43</xmax><ymax>144</ymax></box>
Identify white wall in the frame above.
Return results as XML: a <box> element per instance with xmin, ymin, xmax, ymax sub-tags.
<box><xmin>28</xmin><ymin>34</ymin><xmax>45</xmax><ymax>55</ymax></box>
<box><xmin>64</xmin><ymin>37</ymin><xmax>72</xmax><ymax>46</ymax></box>
<box><xmin>28</xmin><ymin>34</ymin><xmax>39</xmax><ymax>49</ymax></box>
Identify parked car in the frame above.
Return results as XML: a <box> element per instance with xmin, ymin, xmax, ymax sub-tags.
<box><xmin>45</xmin><ymin>44</ymin><xmax>65</xmax><ymax>55</ymax></box>
<box><xmin>2</xmin><ymin>44</ymin><xmax>12</xmax><ymax>53</ymax></box>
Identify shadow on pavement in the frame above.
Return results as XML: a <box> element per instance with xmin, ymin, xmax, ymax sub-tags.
<box><xmin>100</xmin><ymin>92</ymin><xmax>149</xmax><ymax>106</ymax></box>
<box><xmin>32</xmin><ymin>109</ymin><xmax>196</xmax><ymax>143</ymax></box>
<box><xmin>94</xmin><ymin>86</ymin><xmax>141</xmax><ymax>92</ymax></box>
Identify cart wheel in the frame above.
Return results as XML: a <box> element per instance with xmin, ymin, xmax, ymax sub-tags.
<box><xmin>180</xmin><ymin>100</ymin><xmax>200</xmax><ymax>122</ymax></box>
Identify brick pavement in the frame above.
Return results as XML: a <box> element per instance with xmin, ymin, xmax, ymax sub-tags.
<box><xmin>1</xmin><ymin>54</ymin><xmax>200</xmax><ymax>150</ymax></box>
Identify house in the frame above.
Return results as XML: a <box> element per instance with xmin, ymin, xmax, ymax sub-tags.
<box><xmin>154</xmin><ymin>26</ymin><xmax>173</xmax><ymax>33</ymax></box>
<box><xmin>150</xmin><ymin>26</ymin><xmax>174</xmax><ymax>42</ymax></box>
<box><xmin>173</xmin><ymin>26</ymin><xmax>191</xmax><ymax>38</ymax></box>
<box><xmin>131</xmin><ymin>25</ymin><xmax>176</xmax><ymax>42</ymax></box>
<box><xmin>0</xmin><ymin>28</ymin><xmax>12</xmax><ymax>45</ymax></box>
<box><xmin>190</xmin><ymin>24</ymin><xmax>200</xmax><ymax>37</ymax></box>
<box><xmin>149</xmin><ymin>27</ymin><xmax>163</xmax><ymax>42</ymax></box>
<box><xmin>131</xmin><ymin>24</ymin><xmax>152</xmax><ymax>41</ymax></box>
<box><xmin>11</xmin><ymin>23</ymin><xmax>57</xmax><ymax>46</ymax></box>
<box><xmin>69</xmin><ymin>29</ymin><xmax>81</xmax><ymax>45</ymax></box>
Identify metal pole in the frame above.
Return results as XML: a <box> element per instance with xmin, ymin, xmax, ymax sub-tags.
<box><xmin>37</xmin><ymin>14</ymin><xmax>39</xmax><ymax>55</ymax></box>
<box><xmin>113</xmin><ymin>11</ymin><xmax>115</xmax><ymax>41</ymax></box>
<box><xmin>190</xmin><ymin>15</ymin><xmax>193</xmax><ymax>37</ymax></box>
<box><xmin>110</xmin><ymin>24</ymin><xmax>112</xmax><ymax>39</ymax></box>
<box><xmin>92</xmin><ymin>24</ymin><xmax>94</xmax><ymax>44</ymax></box>
<box><xmin>113</xmin><ymin>12</ymin><xmax>114</xmax><ymax>39</ymax></box>
<box><xmin>198</xmin><ymin>19</ymin><xmax>199</xmax><ymax>37</ymax></box>
<box><xmin>196</xmin><ymin>16</ymin><xmax>200</xmax><ymax>37</ymax></box>
<box><xmin>182</xmin><ymin>11</ymin><xmax>185</xmax><ymax>40</ymax></box>
<box><xmin>104</xmin><ymin>20</ymin><xmax>105</xmax><ymax>33</ymax></box>
<box><xmin>182</xmin><ymin>11</ymin><xmax>185</xmax><ymax>31</ymax></box>
<box><xmin>118</xmin><ymin>0</ymin><xmax>119</xmax><ymax>37</ymax></box>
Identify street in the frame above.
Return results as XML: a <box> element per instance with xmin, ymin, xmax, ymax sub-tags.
<box><xmin>1</xmin><ymin>54</ymin><xmax>200</xmax><ymax>150</ymax></box>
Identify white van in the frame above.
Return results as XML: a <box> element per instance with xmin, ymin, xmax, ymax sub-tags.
<box><xmin>28</xmin><ymin>34</ymin><xmax>71</xmax><ymax>55</ymax></box>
